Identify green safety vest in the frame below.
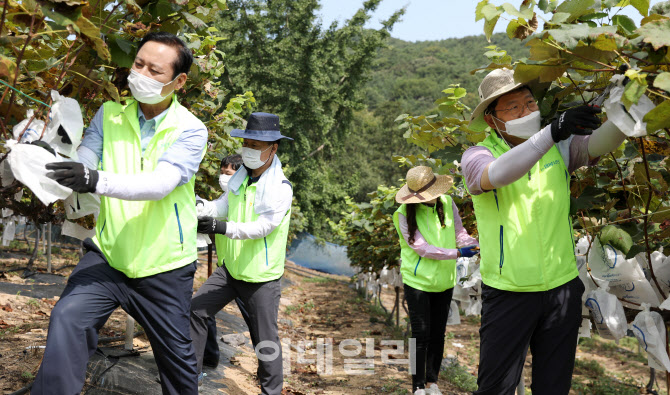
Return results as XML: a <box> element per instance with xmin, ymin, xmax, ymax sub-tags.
<box><xmin>216</xmin><ymin>177</ymin><xmax>291</xmax><ymax>283</ymax></box>
<box><xmin>392</xmin><ymin>195</ymin><xmax>457</xmax><ymax>293</ymax></box>
<box><xmin>468</xmin><ymin>131</ymin><xmax>577</xmax><ymax>292</ymax></box>
<box><xmin>92</xmin><ymin>97</ymin><xmax>202</xmax><ymax>278</ymax></box>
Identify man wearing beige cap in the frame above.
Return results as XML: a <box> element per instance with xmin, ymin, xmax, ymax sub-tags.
<box><xmin>462</xmin><ymin>68</ymin><xmax>643</xmax><ymax>394</ymax></box>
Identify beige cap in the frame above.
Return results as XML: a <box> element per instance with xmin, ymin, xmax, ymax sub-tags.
<box><xmin>395</xmin><ymin>166</ymin><xmax>453</xmax><ymax>204</ymax></box>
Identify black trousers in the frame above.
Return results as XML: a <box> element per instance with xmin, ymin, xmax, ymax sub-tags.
<box><xmin>191</xmin><ymin>265</ymin><xmax>283</xmax><ymax>395</ymax></box>
<box><xmin>404</xmin><ymin>284</ymin><xmax>454</xmax><ymax>391</ymax></box>
<box><xmin>32</xmin><ymin>238</ymin><xmax>199</xmax><ymax>395</ymax></box>
<box><xmin>475</xmin><ymin>276</ymin><xmax>585</xmax><ymax>395</ymax></box>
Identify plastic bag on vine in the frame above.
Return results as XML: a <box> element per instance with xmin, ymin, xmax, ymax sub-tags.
<box><xmin>64</xmin><ymin>192</ymin><xmax>100</xmax><ymax>220</ymax></box>
<box><xmin>588</xmin><ymin>237</ymin><xmax>645</xmax><ymax>285</ymax></box>
<box><xmin>584</xmin><ymin>283</ymin><xmax>627</xmax><ymax>342</ymax></box>
<box><xmin>609</xmin><ymin>279</ymin><xmax>661</xmax><ymax>309</ymax></box>
<box><xmin>62</xmin><ymin>220</ymin><xmax>96</xmax><ymax>241</ymax></box>
<box><xmin>44</xmin><ymin>90</ymin><xmax>84</xmax><ymax>159</ymax></box>
<box><xmin>12</xmin><ymin>110</ymin><xmax>46</xmax><ymax>143</ymax></box>
<box><xmin>630</xmin><ymin>304</ymin><xmax>670</xmax><ymax>372</ymax></box>
<box><xmin>446</xmin><ymin>300</ymin><xmax>460</xmax><ymax>325</ymax></box>
<box><xmin>2</xmin><ymin>219</ymin><xmax>15</xmax><ymax>247</ymax></box>
<box><xmin>6</xmin><ymin>139</ymin><xmax>72</xmax><ymax>205</ymax></box>
<box><xmin>603</xmin><ymin>75</ymin><xmax>655</xmax><ymax>137</ymax></box>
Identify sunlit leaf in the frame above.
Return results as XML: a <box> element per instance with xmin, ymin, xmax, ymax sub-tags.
<box><xmin>643</xmin><ymin>100</ymin><xmax>670</xmax><ymax>133</ymax></box>
<box><xmin>635</xmin><ymin>19</ymin><xmax>670</xmax><ymax>50</ymax></box>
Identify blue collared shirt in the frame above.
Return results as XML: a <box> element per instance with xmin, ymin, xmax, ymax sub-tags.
<box><xmin>80</xmin><ymin>102</ymin><xmax>208</xmax><ymax>186</ymax></box>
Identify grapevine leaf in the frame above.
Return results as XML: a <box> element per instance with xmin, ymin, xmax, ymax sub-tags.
<box><xmin>622</xmin><ymin>79</ymin><xmax>646</xmax><ymax>107</ymax></box>
<box><xmin>635</xmin><ymin>19</ymin><xmax>670</xmax><ymax>50</ymax></box>
<box><xmin>484</xmin><ymin>14</ymin><xmax>501</xmax><ymax>41</ymax></box>
<box><xmin>0</xmin><ymin>55</ymin><xmax>17</xmax><ymax>80</ymax></box>
<box><xmin>612</xmin><ymin>15</ymin><xmax>637</xmax><ymax>35</ymax></box>
<box><xmin>600</xmin><ymin>225</ymin><xmax>633</xmax><ymax>254</ymax></box>
<box><xmin>653</xmin><ymin>72</ymin><xmax>670</xmax><ymax>92</ymax></box>
<box><xmin>555</xmin><ymin>0</ymin><xmax>596</xmax><ymax>22</ymax></box>
<box><xmin>643</xmin><ymin>100</ymin><xmax>670</xmax><ymax>133</ymax></box>
<box><xmin>631</xmin><ymin>0</ymin><xmax>650</xmax><ymax>16</ymax></box>
<box><xmin>181</xmin><ymin>11</ymin><xmax>207</xmax><ymax>29</ymax></box>
<box><xmin>537</xmin><ymin>0</ymin><xmax>551</xmax><ymax>13</ymax></box>
<box><xmin>515</xmin><ymin>63</ymin><xmax>567</xmax><ymax>83</ymax></box>
<box><xmin>75</xmin><ymin>17</ymin><xmax>111</xmax><ymax>62</ymax></box>
<box><xmin>546</xmin><ymin>25</ymin><xmax>617</xmax><ymax>49</ymax></box>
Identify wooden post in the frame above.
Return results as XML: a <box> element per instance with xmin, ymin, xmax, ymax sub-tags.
<box><xmin>395</xmin><ymin>286</ymin><xmax>400</xmax><ymax>327</ymax></box>
<box><xmin>46</xmin><ymin>222</ymin><xmax>52</xmax><ymax>273</ymax></box>
<box><xmin>124</xmin><ymin>314</ymin><xmax>135</xmax><ymax>351</ymax></box>
<box><xmin>207</xmin><ymin>235</ymin><xmax>214</xmax><ymax>277</ymax></box>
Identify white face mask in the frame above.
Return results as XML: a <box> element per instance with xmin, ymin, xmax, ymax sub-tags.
<box><xmin>127</xmin><ymin>69</ymin><xmax>179</xmax><ymax>104</ymax></box>
<box><xmin>493</xmin><ymin>110</ymin><xmax>542</xmax><ymax>139</ymax></box>
<box><xmin>219</xmin><ymin>174</ymin><xmax>232</xmax><ymax>192</ymax></box>
<box><xmin>240</xmin><ymin>145</ymin><xmax>273</xmax><ymax>170</ymax></box>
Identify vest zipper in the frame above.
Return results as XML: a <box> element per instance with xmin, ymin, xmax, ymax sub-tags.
<box><xmin>99</xmin><ymin>219</ymin><xmax>106</xmax><ymax>237</ymax></box>
<box><xmin>493</xmin><ymin>190</ymin><xmax>504</xmax><ymax>274</ymax></box>
<box><xmin>565</xmin><ymin>171</ymin><xmax>575</xmax><ymax>250</ymax></box>
<box><xmin>264</xmin><ymin>237</ymin><xmax>269</xmax><ymax>266</ymax></box>
<box><xmin>413</xmin><ymin>257</ymin><xmax>422</xmax><ymax>276</ymax></box>
<box><xmin>499</xmin><ymin>225</ymin><xmax>504</xmax><ymax>274</ymax></box>
<box><xmin>174</xmin><ymin>203</ymin><xmax>183</xmax><ymax>250</ymax></box>
<box><xmin>141</xmin><ymin>157</ymin><xmax>144</xmax><ymax>171</ymax></box>
<box><xmin>527</xmin><ymin>171</ymin><xmax>531</xmax><ymax>180</ymax></box>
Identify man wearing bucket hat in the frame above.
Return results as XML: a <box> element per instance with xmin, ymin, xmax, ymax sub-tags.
<box><xmin>392</xmin><ymin>166</ymin><xmax>478</xmax><ymax>395</ymax></box>
<box><xmin>462</xmin><ymin>68</ymin><xmax>645</xmax><ymax>394</ymax></box>
<box><xmin>37</xmin><ymin>32</ymin><xmax>205</xmax><ymax>394</ymax></box>
<box><xmin>190</xmin><ymin>112</ymin><xmax>293</xmax><ymax>394</ymax></box>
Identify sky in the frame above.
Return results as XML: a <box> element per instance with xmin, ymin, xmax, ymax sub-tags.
<box><xmin>317</xmin><ymin>0</ymin><xmax>665</xmax><ymax>41</ymax></box>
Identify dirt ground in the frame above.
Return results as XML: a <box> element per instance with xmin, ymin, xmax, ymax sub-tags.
<box><xmin>0</xmin><ymin>242</ymin><xmax>668</xmax><ymax>394</ymax></box>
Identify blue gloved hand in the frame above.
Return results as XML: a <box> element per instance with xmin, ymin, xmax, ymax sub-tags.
<box><xmin>458</xmin><ymin>245</ymin><xmax>479</xmax><ymax>258</ymax></box>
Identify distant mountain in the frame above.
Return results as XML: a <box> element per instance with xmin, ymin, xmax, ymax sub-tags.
<box><xmin>364</xmin><ymin>33</ymin><xmax>531</xmax><ymax>115</ymax></box>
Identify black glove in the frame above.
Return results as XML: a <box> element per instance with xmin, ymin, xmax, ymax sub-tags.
<box><xmin>197</xmin><ymin>216</ymin><xmax>227</xmax><ymax>235</ymax></box>
<box><xmin>45</xmin><ymin>162</ymin><xmax>98</xmax><ymax>193</ymax></box>
<box><xmin>550</xmin><ymin>105</ymin><xmax>602</xmax><ymax>142</ymax></box>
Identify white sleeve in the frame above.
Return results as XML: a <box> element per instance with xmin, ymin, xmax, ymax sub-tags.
<box><xmin>225</xmin><ymin>183</ymin><xmax>293</xmax><ymax>240</ymax></box>
<box><xmin>487</xmin><ymin>125</ymin><xmax>555</xmax><ymax>189</ymax></box>
<box><xmin>587</xmin><ymin>120</ymin><xmax>627</xmax><ymax>158</ymax></box>
<box><xmin>95</xmin><ymin>161</ymin><xmax>181</xmax><ymax>201</ymax></box>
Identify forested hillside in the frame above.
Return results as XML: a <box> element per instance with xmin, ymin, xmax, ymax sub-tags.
<box><xmin>365</xmin><ymin>33</ymin><xmax>530</xmax><ymax>114</ymax></box>
<box><xmin>345</xmin><ymin>33</ymin><xmax>530</xmax><ymax>201</ymax></box>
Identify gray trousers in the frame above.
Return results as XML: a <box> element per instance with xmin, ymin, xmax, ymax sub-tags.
<box><xmin>190</xmin><ymin>265</ymin><xmax>283</xmax><ymax>395</ymax></box>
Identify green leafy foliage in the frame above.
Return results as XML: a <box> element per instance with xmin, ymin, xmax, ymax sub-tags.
<box><xmin>329</xmin><ymin>185</ymin><xmax>401</xmax><ymax>273</ymax></box>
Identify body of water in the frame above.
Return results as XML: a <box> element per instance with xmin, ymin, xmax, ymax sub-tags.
<box><xmin>287</xmin><ymin>233</ymin><xmax>354</xmax><ymax>276</ymax></box>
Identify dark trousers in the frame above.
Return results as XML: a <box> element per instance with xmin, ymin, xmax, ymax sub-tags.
<box><xmin>404</xmin><ymin>284</ymin><xmax>454</xmax><ymax>391</ymax></box>
<box><xmin>32</xmin><ymin>238</ymin><xmax>198</xmax><ymax>395</ymax></box>
<box><xmin>475</xmin><ymin>276</ymin><xmax>585</xmax><ymax>395</ymax></box>
<box><xmin>191</xmin><ymin>265</ymin><xmax>282</xmax><ymax>395</ymax></box>
<box><xmin>204</xmin><ymin>297</ymin><xmax>252</xmax><ymax>363</ymax></box>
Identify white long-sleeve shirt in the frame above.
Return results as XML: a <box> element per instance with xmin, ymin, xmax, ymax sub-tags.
<box><xmin>201</xmin><ymin>180</ymin><xmax>292</xmax><ymax>240</ymax></box>
<box><xmin>397</xmin><ymin>200</ymin><xmax>478</xmax><ymax>260</ymax></box>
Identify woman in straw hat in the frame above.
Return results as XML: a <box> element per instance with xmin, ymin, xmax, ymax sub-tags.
<box><xmin>392</xmin><ymin>166</ymin><xmax>479</xmax><ymax>395</ymax></box>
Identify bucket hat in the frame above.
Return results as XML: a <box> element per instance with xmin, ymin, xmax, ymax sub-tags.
<box><xmin>396</xmin><ymin>166</ymin><xmax>453</xmax><ymax>204</ymax></box>
<box><xmin>231</xmin><ymin>112</ymin><xmax>293</xmax><ymax>141</ymax></box>
<box><xmin>469</xmin><ymin>68</ymin><xmax>525</xmax><ymax>130</ymax></box>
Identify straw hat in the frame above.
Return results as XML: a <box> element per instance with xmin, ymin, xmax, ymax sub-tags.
<box><xmin>396</xmin><ymin>166</ymin><xmax>453</xmax><ymax>204</ymax></box>
<box><xmin>469</xmin><ymin>68</ymin><xmax>524</xmax><ymax>131</ymax></box>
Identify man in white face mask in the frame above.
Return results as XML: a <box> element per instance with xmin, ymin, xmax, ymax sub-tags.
<box><xmin>191</xmin><ymin>112</ymin><xmax>293</xmax><ymax>395</ymax></box>
<box><xmin>461</xmin><ymin>68</ymin><xmax>648</xmax><ymax>394</ymax></box>
<box><xmin>38</xmin><ymin>32</ymin><xmax>207</xmax><ymax>394</ymax></box>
